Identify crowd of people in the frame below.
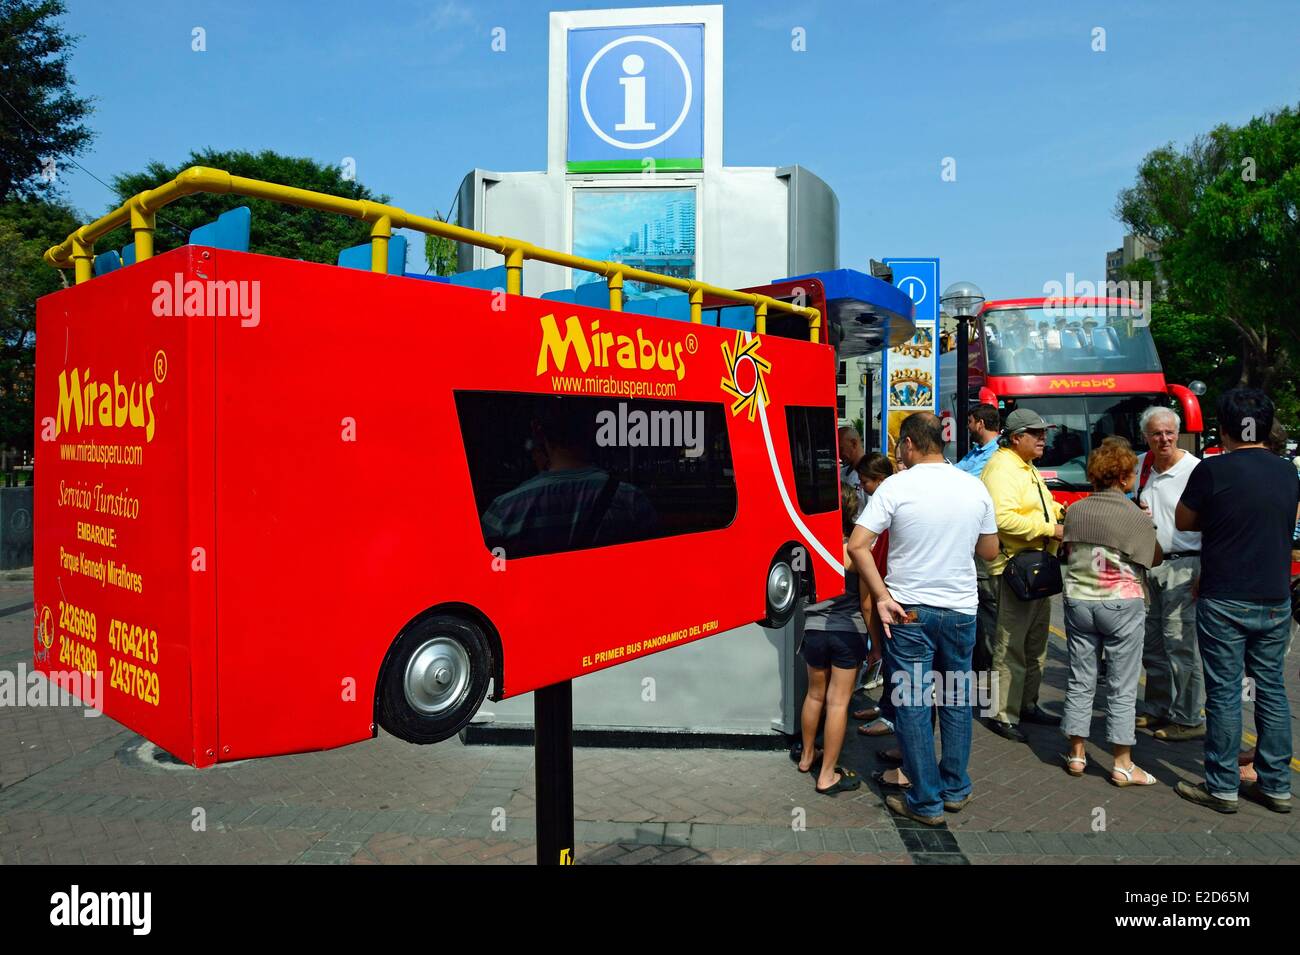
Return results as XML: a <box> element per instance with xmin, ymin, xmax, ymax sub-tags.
<box><xmin>793</xmin><ymin>387</ymin><xmax>1297</xmax><ymax>825</ymax></box>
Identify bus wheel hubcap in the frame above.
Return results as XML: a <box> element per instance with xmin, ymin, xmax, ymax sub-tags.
<box><xmin>768</xmin><ymin>562</ymin><xmax>796</xmax><ymax>613</ymax></box>
<box><xmin>404</xmin><ymin>637</ymin><xmax>471</xmax><ymax>715</ymax></box>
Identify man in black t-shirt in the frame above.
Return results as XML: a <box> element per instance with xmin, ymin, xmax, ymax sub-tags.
<box><xmin>1173</xmin><ymin>389</ymin><xmax>1298</xmax><ymax>815</ymax></box>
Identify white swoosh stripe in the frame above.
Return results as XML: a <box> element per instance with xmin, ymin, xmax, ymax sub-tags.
<box><xmin>751</xmin><ymin>339</ymin><xmax>843</xmax><ymax>578</ymax></box>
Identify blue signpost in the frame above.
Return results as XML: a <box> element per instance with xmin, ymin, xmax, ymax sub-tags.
<box><xmin>880</xmin><ymin>258</ymin><xmax>940</xmax><ymax>456</ymax></box>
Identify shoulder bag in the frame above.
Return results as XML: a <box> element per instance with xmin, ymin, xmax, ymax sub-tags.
<box><xmin>1003</xmin><ymin>478</ymin><xmax>1062</xmax><ymax>601</ymax></box>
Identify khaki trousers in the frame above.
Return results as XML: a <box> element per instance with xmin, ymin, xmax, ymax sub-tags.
<box><xmin>974</xmin><ymin>556</ymin><xmax>999</xmax><ymax>673</ymax></box>
<box><xmin>991</xmin><ymin>574</ymin><xmax>1052</xmax><ymax>724</ymax></box>
<box><xmin>1140</xmin><ymin>556</ymin><xmax>1204</xmax><ymax>726</ymax></box>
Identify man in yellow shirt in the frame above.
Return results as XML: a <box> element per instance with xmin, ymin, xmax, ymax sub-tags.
<box><xmin>981</xmin><ymin>408</ymin><xmax>1066</xmax><ymax>742</ymax></box>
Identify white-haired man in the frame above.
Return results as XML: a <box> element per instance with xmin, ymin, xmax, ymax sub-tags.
<box><xmin>839</xmin><ymin>425</ymin><xmax>867</xmax><ymax>520</ymax></box>
<box><xmin>1134</xmin><ymin>406</ymin><xmax>1204</xmax><ymax>741</ymax></box>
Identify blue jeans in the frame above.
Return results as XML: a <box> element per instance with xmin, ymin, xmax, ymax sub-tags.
<box><xmin>1196</xmin><ymin>597</ymin><xmax>1293</xmax><ymax>800</ymax></box>
<box><xmin>888</xmin><ymin>605</ymin><xmax>977</xmax><ymax>817</ymax></box>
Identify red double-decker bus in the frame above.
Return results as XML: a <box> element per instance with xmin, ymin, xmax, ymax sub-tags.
<box><xmin>945</xmin><ymin>297</ymin><xmax>1202</xmax><ymax>503</ymax></box>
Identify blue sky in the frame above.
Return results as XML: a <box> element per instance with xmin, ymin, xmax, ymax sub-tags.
<box><xmin>53</xmin><ymin>0</ymin><xmax>1300</xmax><ymax>299</ymax></box>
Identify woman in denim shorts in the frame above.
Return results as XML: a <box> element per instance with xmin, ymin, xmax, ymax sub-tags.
<box><xmin>796</xmin><ymin>472</ymin><xmax>884</xmax><ymax>795</ymax></box>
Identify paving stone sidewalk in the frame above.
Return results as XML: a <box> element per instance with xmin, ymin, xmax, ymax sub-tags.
<box><xmin>1</xmin><ymin>582</ymin><xmax>1297</xmax><ymax>865</ymax></box>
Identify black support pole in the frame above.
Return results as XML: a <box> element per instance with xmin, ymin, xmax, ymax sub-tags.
<box><xmin>956</xmin><ymin>314</ymin><xmax>970</xmax><ymax>460</ymax></box>
<box><xmin>534</xmin><ymin>680</ymin><xmax>575</xmax><ymax>865</ymax></box>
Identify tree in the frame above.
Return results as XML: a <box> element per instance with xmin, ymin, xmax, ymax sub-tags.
<box><xmin>97</xmin><ymin>149</ymin><xmax>389</xmax><ymax>265</ymax></box>
<box><xmin>0</xmin><ymin>195</ymin><xmax>77</xmax><ymax>451</ymax></box>
<box><xmin>1116</xmin><ymin>257</ymin><xmax>1240</xmax><ymax>421</ymax></box>
<box><xmin>423</xmin><ymin>219</ymin><xmax>457</xmax><ymax>277</ymax></box>
<box><xmin>1115</xmin><ymin>106</ymin><xmax>1300</xmax><ymax>410</ymax></box>
<box><xmin>0</xmin><ymin>0</ymin><xmax>94</xmax><ymax>199</ymax></box>
<box><xmin>1145</xmin><ymin>300</ymin><xmax>1251</xmax><ymax>423</ymax></box>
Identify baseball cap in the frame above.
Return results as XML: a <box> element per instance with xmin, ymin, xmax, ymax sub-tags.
<box><xmin>1005</xmin><ymin>408</ymin><xmax>1052</xmax><ymax>433</ymax></box>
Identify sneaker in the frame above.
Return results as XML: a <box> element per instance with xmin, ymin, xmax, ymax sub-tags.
<box><xmin>986</xmin><ymin>719</ymin><xmax>1028</xmax><ymax>744</ymax></box>
<box><xmin>943</xmin><ymin>794</ymin><xmax>973</xmax><ymax>813</ymax></box>
<box><xmin>1175</xmin><ymin>780</ymin><xmax>1237</xmax><ymax>814</ymax></box>
<box><xmin>1135</xmin><ymin>713</ymin><xmax>1170</xmax><ymax>730</ymax></box>
<box><xmin>1154</xmin><ymin>723</ymin><xmax>1206</xmax><ymax>742</ymax></box>
<box><xmin>1241</xmin><ymin>782</ymin><xmax>1293</xmax><ymax>814</ymax></box>
<box><xmin>1021</xmin><ymin>705</ymin><xmax>1061</xmax><ymax>726</ymax></box>
<box><xmin>885</xmin><ymin>793</ymin><xmax>944</xmax><ymax>826</ymax></box>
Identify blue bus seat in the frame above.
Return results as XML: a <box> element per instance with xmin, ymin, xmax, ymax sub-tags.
<box><xmin>655</xmin><ymin>294</ymin><xmax>691</xmax><ymax>321</ymax></box>
<box><xmin>719</xmin><ymin>305</ymin><xmax>754</xmax><ymax>331</ymax></box>
<box><xmin>188</xmin><ymin>206</ymin><xmax>251</xmax><ymax>253</ymax></box>
<box><xmin>337</xmin><ymin>234</ymin><xmax>407</xmax><ymax>275</ymax></box>
<box><xmin>573</xmin><ymin>281</ymin><xmax>611</xmax><ymax>308</ymax></box>
<box><xmin>1093</xmin><ymin>326</ymin><xmax>1121</xmax><ymax>354</ymax></box>
<box><xmin>623</xmin><ymin>294</ymin><xmax>659</xmax><ymax>316</ymax></box>
<box><xmin>448</xmin><ymin>265</ymin><xmax>511</xmax><ymax>291</ymax></box>
<box><xmin>93</xmin><ymin>251</ymin><xmax>122</xmax><ymax>276</ymax></box>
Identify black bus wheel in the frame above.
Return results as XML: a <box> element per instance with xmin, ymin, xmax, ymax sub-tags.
<box><xmin>761</xmin><ymin>546</ymin><xmax>800</xmax><ymax>628</ymax></box>
<box><xmin>377</xmin><ymin>613</ymin><xmax>493</xmax><ymax>745</ymax></box>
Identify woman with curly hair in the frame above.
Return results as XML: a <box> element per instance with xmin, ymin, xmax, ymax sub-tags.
<box><xmin>1060</xmin><ymin>441</ymin><xmax>1163</xmax><ymax>786</ymax></box>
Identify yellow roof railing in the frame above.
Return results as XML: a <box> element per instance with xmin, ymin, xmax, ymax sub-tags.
<box><xmin>45</xmin><ymin>166</ymin><xmax>822</xmax><ymax>341</ymax></box>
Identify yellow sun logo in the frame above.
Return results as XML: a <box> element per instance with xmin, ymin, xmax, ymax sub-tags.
<box><xmin>720</xmin><ymin>332</ymin><xmax>772</xmax><ymax>420</ymax></box>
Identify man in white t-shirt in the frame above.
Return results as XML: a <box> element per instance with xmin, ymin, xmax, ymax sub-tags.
<box><xmin>1134</xmin><ymin>406</ymin><xmax>1205</xmax><ymax>740</ymax></box>
<box><xmin>848</xmin><ymin>412</ymin><xmax>1000</xmax><ymax>826</ymax></box>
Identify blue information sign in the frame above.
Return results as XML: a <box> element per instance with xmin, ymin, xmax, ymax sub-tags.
<box><xmin>567</xmin><ymin>24</ymin><xmax>704</xmax><ymax>173</ymax></box>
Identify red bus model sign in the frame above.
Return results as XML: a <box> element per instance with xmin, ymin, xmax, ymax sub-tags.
<box><xmin>34</xmin><ymin>239</ymin><xmax>844</xmax><ymax>767</ymax></box>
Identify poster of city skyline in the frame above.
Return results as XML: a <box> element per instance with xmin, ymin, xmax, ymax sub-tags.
<box><xmin>572</xmin><ymin>188</ymin><xmax>697</xmax><ymax>294</ymax></box>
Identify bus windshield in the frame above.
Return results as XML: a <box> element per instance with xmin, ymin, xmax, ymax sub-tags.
<box><xmin>983</xmin><ymin>305</ymin><xmax>1162</xmax><ymax>376</ymax></box>
<box><xmin>999</xmin><ymin>394</ymin><xmax>1172</xmax><ymax>490</ymax></box>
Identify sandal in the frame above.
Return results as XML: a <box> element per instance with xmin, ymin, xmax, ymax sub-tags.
<box><xmin>1062</xmin><ymin>754</ymin><xmax>1087</xmax><ymax>777</ymax></box>
<box><xmin>852</xmin><ymin>706</ymin><xmax>881</xmax><ymax>721</ymax></box>
<box><xmin>871</xmin><ymin>768</ymin><xmax>910</xmax><ymax>791</ymax></box>
<box><xmin>857</xmin><ymin>659</ymin><xmax>884</xmax><ymax>691</ymax></box>
<box><xmin>1110</xmin><ymin>764</ymin><xmax>1158</xmax><ymax>787</ymax></box>
<box><xmin>816</xmin><ymin>766</ymin><xmax>862</xmax><ymax>796</ymax></box>
<box><xmin>858</xmin><ymin>718</ymin><xmax>894</xmax><ymax>737</ymax></box>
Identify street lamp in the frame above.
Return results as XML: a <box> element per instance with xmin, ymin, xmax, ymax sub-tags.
<box><xmin>940</xmin><ymin>281</ymin><xmax>985</xmax><ymax>460</ymax></box>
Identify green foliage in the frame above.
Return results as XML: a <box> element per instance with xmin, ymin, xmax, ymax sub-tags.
<box><xmin>1144</xmin><ymin>300</ymin><xmax>1243</xmax><ymax>419</ymax></box>
<box><xmin>95</xmin><ymin>148</ymin><xmax>389</xmax><ymax>265</ymax></box>
<box><xmin>0</xmin><ymin>196</ymin><xmax>78</xmax><ymax>451</ymax></box>
<box><xmin>423</xmin><ymin>217</ymin><xmax>457</xmax><ymax>277</ymax></box>
<box><xmin>1115</xmin><ymin>104</ymin><xmax>1300</xmax><ymax>421</ymax></box>
<box><xmin>0</xmin><ymin>0</ymin><xmax>94</xmax><ymax>199</ymax></box>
